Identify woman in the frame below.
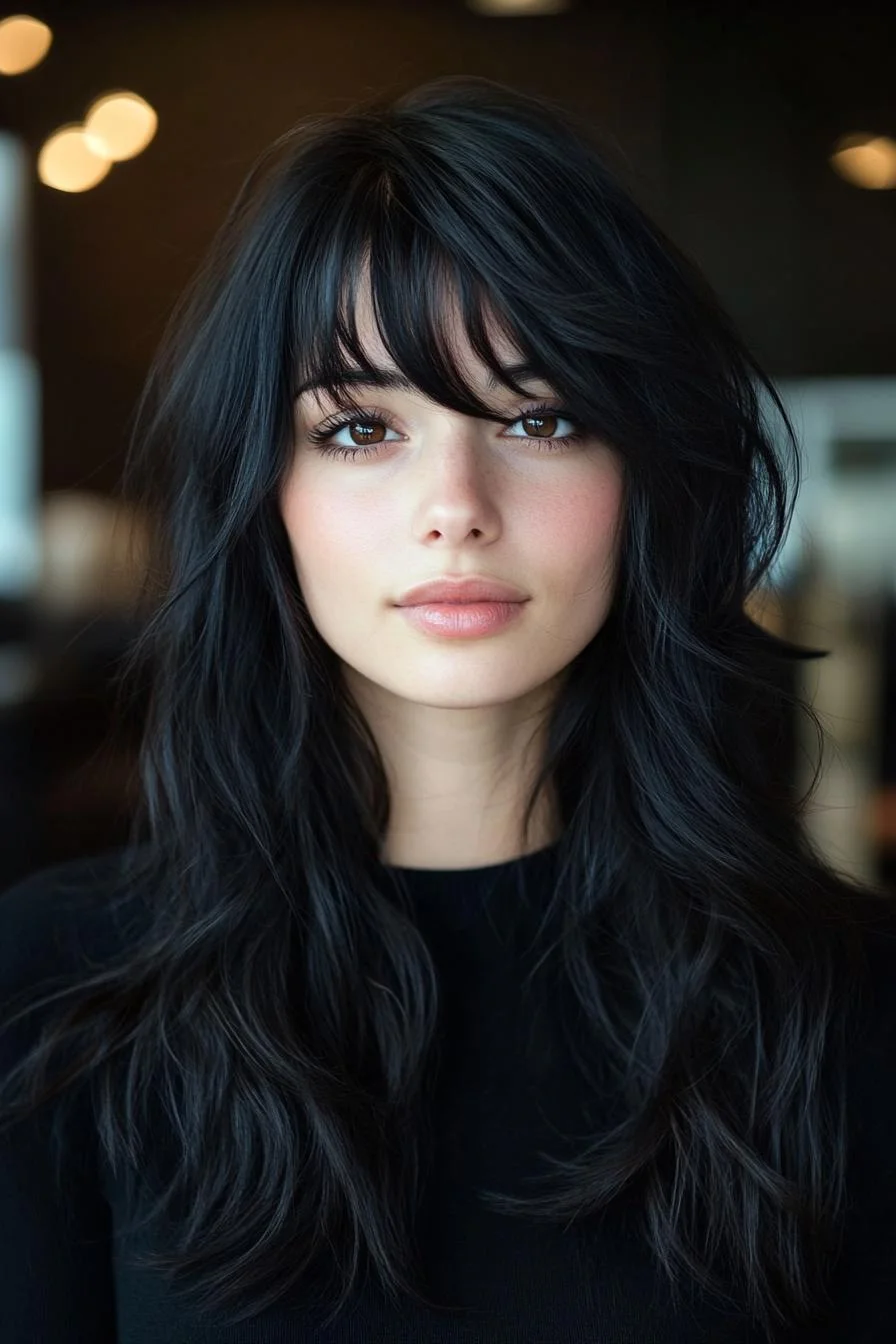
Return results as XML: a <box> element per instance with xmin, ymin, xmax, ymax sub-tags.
<box><xmin>1</xmin><ymin>75</ymin><xmax>895</xmax><ymax>1343</ymax></box>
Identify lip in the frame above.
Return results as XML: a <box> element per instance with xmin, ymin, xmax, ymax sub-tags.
<box><xmin>398</xmin><ymin>601</ymin><xmax>525</xmax><ymax>639</ymax></box>
<box><xmin>395</xmin><ymin>575</ymin><xmax>529</xmax><ymax>606</ymax></box>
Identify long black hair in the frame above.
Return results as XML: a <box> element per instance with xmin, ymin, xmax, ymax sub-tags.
<box><xmin>0</xmin><ymin>74</ymin><xmax>890</xmax><ymax>1339</ymax></box>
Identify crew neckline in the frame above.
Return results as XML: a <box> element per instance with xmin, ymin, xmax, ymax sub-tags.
<box><xmin>381</xmin><ymin>837</ymin><xmax>562</xmax><ymax>880</ymax></box>
<box><xmin>379</xmin><ymin>838</ymin><xmax>563</xmax><ymax>933</ymax></box>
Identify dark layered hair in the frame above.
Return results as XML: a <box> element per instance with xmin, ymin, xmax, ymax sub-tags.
<box><xmin>0</xmin><ymin>74</ymin><xmax>891</xmax><ymax>1340</ymax></box>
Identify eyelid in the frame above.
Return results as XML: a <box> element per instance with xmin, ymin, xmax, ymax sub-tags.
<box><xmin>315</xmin><ymin>402</ymin><xmax>395</xmax><ymax>430</ymax></box>
<box><xmin>310</xmin><ymin>399</ymin><xmax>568</xmax><ymax>435</ymax></box>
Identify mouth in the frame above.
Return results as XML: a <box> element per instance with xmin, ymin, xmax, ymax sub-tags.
<box><xmin>395</xmin><ymin>577</ymin><xmax>529</xmax><ymax>607</ymax></box>
<box><xmin>397</xmin><ymin>598</ymin><xmax>527</xmax><ymax>607</ymax></box>
<box><xmin>395</xmin><ymin>599</ymin><xmax>527</xmax><ymax>638</ymax></box>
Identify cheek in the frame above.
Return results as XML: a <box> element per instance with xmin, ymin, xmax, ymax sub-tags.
<box><xmin>280</xmin><ymin>457</ymin><xmax>625</xmax><ymax>599</ymax></box>
<box><xmin>534</xmin><ymin>468</ymin><xmax>624</xmax><ymax>585</ymax></box>
<box><xmin>280</xmin><ymin>478</ymin><xmax>382</xmax><ymax>590</ymax></box>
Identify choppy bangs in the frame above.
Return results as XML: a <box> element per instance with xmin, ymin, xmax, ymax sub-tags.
<box><xmin>286</xmin><ymin>165</ymin><xmax>588</xmax><ymax>429</ymax></box>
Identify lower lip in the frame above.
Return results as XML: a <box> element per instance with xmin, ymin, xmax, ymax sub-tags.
<box><xmin>397</xmin><ymin>601</ymin><xmax>526</xmax><ymax>637</ymax></box>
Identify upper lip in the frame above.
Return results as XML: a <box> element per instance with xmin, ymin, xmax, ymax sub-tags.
<box><xmin>395</xmin><ymin>575</ymin><xmax>529</xmax><ymax>606</ymax></box>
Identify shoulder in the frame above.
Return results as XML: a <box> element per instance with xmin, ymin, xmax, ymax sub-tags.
<box><xmin>0</xmin><ymin>851</ymin><xmax>130</xmax><ymax>1339</ymax></box>
<box><xmin>848</xmin><ymin>893</ymin><xmax>896</xmax><ymax>1021</ymax></box>
<box><xmin>0</xmin><ymin>847</ymin><xmax>150</xmax><ymax>1006</ymax></box>
<box><xmin>837</xmin><ymin>895</ymin><xmax>896</xmax><ymax>1163</ymax></box>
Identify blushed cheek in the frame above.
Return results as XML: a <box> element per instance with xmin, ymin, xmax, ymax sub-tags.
<box><xmin>278</xmin><ymin>479</ymin><xmax>323</xmax><ymax>590</ymax></box>
<box><xmin>281</xmin><ymin>483</ymin><xmax>383</xmax><ymax>598</ymax></box>
<box><xmin>540</xmin><ymin>469</ymin><xmax>624</xmax><ymax>590</ymax></box>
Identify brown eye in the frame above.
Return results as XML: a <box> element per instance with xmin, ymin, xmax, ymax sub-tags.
<box><xmin>503</xmin><ymin>405</ymin><xmax>581</xmax><ymax>447</ymax></box>
<box><xmin>307</xmin><ymin>408</ymin><xmax>402</xmax><ymax>461</ymax></box>
<box><xmin>345</xmin><ymin>420</ymin><xmax>388</xmax><ymax>446</ymax></box>
<box><xmin>522</xmin><ymin>413</ymin><xmax>560</xmax><ymax>438</ymax></box>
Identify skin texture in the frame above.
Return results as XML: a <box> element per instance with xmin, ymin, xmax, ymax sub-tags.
<box><xmin>281</xmin><ymin>280</ymin><xmax>625</xmax><ymax>870</ymax></box>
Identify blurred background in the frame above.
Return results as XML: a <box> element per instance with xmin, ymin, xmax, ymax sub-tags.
<box><xmin>0</xmin><ymin>0</ymin><xmax>895</xmax><ymax>891</ymax></box>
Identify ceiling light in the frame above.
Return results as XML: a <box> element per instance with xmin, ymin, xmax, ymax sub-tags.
<box><xmin>830</xmin><ymin>133</ymin><xmax>896</xmax><ymax>190</ymax></box>
<box><xmin>37</xmin><ymin>125</ymin><xmax>111</xmax><ymax>193</ymax></box>
<box><xmin>0</xmin><ymin>13</ymin><xmax>52</xmax><ymax>74</ymax></box>
<box><xmin>466</xmin><ymin>0</ymin><xmax>571</xmax><ymax>15</ymax></box>
<box><xmin>83</xmin><ymin>91</ymin><xmax>158</xmax><ymax>162</ymax></box>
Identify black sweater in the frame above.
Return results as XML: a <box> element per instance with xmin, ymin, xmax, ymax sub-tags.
<box><xmin>1</xmin><ymin>843</ymin><xmax>895</xmax><ymax>1343</ymax></box>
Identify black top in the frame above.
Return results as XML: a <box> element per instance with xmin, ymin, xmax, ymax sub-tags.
<box><xmin>1</xmin><ymin>844</ymin><xmax>895</xmax><ymax>1342</ymax></box>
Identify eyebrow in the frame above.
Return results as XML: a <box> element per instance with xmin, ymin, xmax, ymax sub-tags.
<box><xmin>294</xmin><ymin>360</ymin><xmax>549</xmax><ymax>399</ymax></box>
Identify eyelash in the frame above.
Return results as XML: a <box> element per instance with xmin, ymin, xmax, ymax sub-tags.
<box><xmin>306</xmin><ymin>401</ymin><xmax>584</xmax><ymax>461</ymax></box>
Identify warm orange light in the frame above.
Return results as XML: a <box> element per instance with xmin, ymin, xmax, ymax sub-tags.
<box><xmin>466</xmin><ymin>0</ymin><xmax>570</xmax><ymax>13</ymax></box>
<box><xmin>830</xmin><ymin>133</ymin><xmax>896</xmax><ymax>190</ymax></box>
<box><xmin>83</xmin><ymin>91</ymin><xmax>157</xmax><ymax>162</ymax></box>
<box><xmin>37</xmin><ymin>125</ymin><xmax>111</xmax><ymax>193</ymax></box>
<box><xmin>0</xmin><ymin>13</ymin><xmax>52</xmax><ymax>74</ymax></box>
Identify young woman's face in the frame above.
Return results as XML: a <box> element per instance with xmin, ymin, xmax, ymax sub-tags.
<box><xmin>280</xmin><ymin>285</ymin><xmax>625</xmax><ymax>715</ymax></box>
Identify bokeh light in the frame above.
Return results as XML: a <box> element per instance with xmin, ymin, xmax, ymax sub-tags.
<box><xmin>83</xmin><ymin>91</ymin><xmax>158</xmax><ymax>162</ymax></box>
<box><xmin>37</xmin><ymin>125</ymin><xmax>111</xmax><ymax>193</ymax></box>
<box><xmin>0</xmin><ymin>13</ymin><xmax>52</xmax><ymax>74</ymax></box>
<box><xmin>466</xmin><ymin>0</ymin><xmax>571</xmax><ymax>14</ymax></box>
<box><xmin>830</xmin><ymin>133</ymin><xmax>896</xmax><ymax>190</ymax></box>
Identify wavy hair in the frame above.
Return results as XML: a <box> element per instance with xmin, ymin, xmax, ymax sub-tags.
<box><xmin>0</xmin><ymin>74</ymin><xmax>889</xmax><ymax>1340</ymax></box>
